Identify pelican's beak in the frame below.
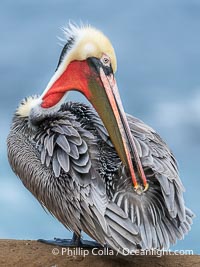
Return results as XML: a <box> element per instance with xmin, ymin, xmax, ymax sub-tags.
<box><xmin>41</xmin><ymin>58</ymin><xmax>148</xmax><ymax>190</ymax></box>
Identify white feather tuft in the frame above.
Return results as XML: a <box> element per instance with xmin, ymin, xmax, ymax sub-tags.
<box><xmin>16</xmin><ymin>96</ymin><xmax>41</xmax><ymax>117</ymax></box>
<box><xmin>62</xmin><ymin>21</ymin><xmax>91</xmax><ymax>40</ymax></box>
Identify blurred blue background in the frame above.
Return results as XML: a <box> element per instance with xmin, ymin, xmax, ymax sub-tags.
<box><xmin>0</xmin><ymin>0</ymin><xmax>199</xmax><ymax>254</ymax></box>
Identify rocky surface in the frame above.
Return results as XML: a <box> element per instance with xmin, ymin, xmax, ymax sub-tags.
<box><xmin>0</xmin><ymin>240</ymin><xmax>199</xmax><ymax>267</ymax></box>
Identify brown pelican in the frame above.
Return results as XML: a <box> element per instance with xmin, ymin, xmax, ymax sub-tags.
<box><xmin>7</xmin><ymin>24</ymin><xmax>194</xmax><ymax>253</ymax></box>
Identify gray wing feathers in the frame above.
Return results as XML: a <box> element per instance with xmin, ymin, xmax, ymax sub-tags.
<box><xmin>36</xmin><ymin>116</ymin><xmax>93</xmax><ymax>183</ymax></box>
<box><xmin>56</xmin><ymin>135</ymin><xmax>70</xmax><ymax>153</ymax></box>
<box><xmin>34</xmin><ymin>113</ymin><xmax>141</xmax><ymax>250</ymax></box>
<box><xmin>104</xmin><ymin>114</ymin><xmax>194</xmax><ymax>250</ymax></box>
<box><xmin>32</xmin><ymin>104</ymin><xmax>194</xmax><ymax>252</ymax></box>
<box><xmin>127</xmin><ymin>115</ymin><xmax>188</xmax><ymax>222</ymax></box>
<box><xmin>57</xmin><ymin>149</ymin><xmax>70</xmax><ymax>173</ymax></box>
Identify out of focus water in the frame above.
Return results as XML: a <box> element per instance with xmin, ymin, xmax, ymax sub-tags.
<box><xmin>0</xmin><ymin>0</ymin><xmax>199</xmax><ymax>253</ymax></box>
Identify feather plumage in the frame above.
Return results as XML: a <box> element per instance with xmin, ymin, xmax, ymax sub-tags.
<box><xmin>7</xmin><ymin>99</ymin><xmax>194</xmax><ymax>254</ymax></box>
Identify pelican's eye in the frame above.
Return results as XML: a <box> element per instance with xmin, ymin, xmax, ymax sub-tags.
<box><xmin>101</xmin><ymin>55</ymin><xmax>111</xmax><ymax>67</ymax></box>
